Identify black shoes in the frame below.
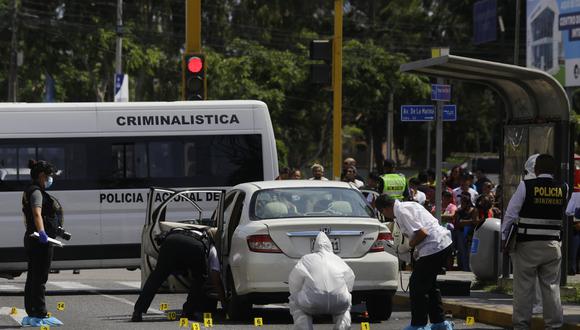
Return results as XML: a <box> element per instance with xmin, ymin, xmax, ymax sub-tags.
<box><xmin>130</xmin><ymin>311</ymin><xmax>142</xmax><ymax>322</ymax></box>
<box><xmin>180</xmin><ymin>311</ymin><xmax>203</xmax><ymax>321</ymax></box>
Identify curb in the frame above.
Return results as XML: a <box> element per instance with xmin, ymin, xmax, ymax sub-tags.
<box><xmin>393</xmin><ymin>294</ymin><xmax>580</xmax><ymax>330</ymax></box>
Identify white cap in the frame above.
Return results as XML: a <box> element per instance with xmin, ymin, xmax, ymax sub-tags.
<box><xmin>524</xmin><ymin>154</ymin><xmax>540</xmax><ymax>180</ymax></box>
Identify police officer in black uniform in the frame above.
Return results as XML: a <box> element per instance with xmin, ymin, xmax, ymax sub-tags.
<box><xmin>503</xmin><ymin>154</ymin><xmax>568</xmax><ymax>329</ymax></box>
<box><xmin>132</xmin><ymin>228</ymin><xmax>225</xmax><ymax>322</ymax></box>
<box><xmin>22</xmin><ymin>160</ymin><xmax>60</xmax><ymax>320</ymax></box>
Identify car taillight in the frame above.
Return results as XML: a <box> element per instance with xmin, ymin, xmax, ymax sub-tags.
<box><xmin>370</xmin><ymin>232</ymin><xmax>392</xmax><ymax>252</ymax></box>
<box><xmin>247</xmin><ymin>234</ymin><xmax>282</xmax><ymax>253</ymax></box>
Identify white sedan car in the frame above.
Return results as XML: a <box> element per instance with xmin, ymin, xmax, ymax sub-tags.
<box><xmin>141</xmin><ymin>181</ymin><xmax>399</xmax><ymax>321</ymax></box>
<box><xmin>219</xmin><ymin>180</ymin><xmax>398</xmax><ymax>320</ymax></box>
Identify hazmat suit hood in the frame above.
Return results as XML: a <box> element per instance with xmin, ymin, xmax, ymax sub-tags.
<box><xmin>524</xmin><ymin>154</ymin><xmax>539</xmax><ymax>180</ymax></box>
<box><xmin>312</xmin><ymin>231</ymin><xmax>333</xmax><ymax>254</ymax></box>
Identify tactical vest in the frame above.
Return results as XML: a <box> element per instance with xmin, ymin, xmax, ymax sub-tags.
<box><xmin>381</xmin><ymin>173</ymin><xmax>406</xmax><ymax>201</ymax></box>
<box><xmin>22</xmin><ymin>184</ymin><xmax>63</xmax><ymax>238</ymax></box>
<box><xmin>517</xmin><ymin>177</ymin><xmax>567</xmax><ymax>242</ymax></box>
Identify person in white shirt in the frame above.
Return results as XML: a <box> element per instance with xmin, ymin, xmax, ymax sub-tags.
<box><xmin>342</xmin><ymin>165</ymin><xmax>364</xmax><ymax>188</ymax></box>
<box><xmin>452</xmin><ymin>173</ymin><xmax>478</xmax><ymax>207</ymax></box>
<box><xmin>376</xmin><ymin>195</ymin><xmax>453</xmax><ymax>330</ymax></box>
<box><xmin>308</xmin><ymin>163</ymin><xmax>328</xmax><ymax>181</ymax></box>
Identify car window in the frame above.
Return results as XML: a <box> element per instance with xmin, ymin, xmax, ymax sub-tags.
<box><xmin>251</xmin><ymin>187</ymin><xmax>374</xmax><ymax>220</ymax></box>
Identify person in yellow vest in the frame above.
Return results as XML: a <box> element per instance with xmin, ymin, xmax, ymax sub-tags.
<box><xmin>377</xmin><ymin>159</ymin><xmax>410</xmax><ymax>201</ymax></box>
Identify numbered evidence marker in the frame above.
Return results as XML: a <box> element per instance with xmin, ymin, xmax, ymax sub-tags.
<box><xmin>179</xmin><ymin>318</ymin><xmax>189</xmax><ymax>327</ymax></box>
<box><xmin>47</xmin><ymin>312</ymin><xmax>52</xmax><ymax>317</ymax></box>
<box><xmin>40</xmin><ymin>326</ymin><xmax>50</xmax><ymax>330</ymax></box>
<box><xmin>254</xmin><ymin>317</ymin><xmax>263</xmax><ymax>327</ymax></box>
<box><xmin>191</xmin><ymin>323</ymin><xmax>201</xmax><ymax>330</ymax></box>
<box><xmin>159</xmin><ymin>303</ymin><xmax>169</xmax><ymax>311</ymax></box>
<box><xmin>56</xmin><ymin>302</ymin><xmax>65</xmax><ymax>311</ymax></box>
<box><xmin>9</xmin><ymin>307</ymin><xmax>17</xmax><ymax>315</ymax></box>
<box><xmin>361</xmin><ymin>322</ymin><xmax>370</xmax><ymax>330</ymax></box>
<box><xmin>203</xmin><ymin>317</ymin><xmax>213</xmax><ymax>327</ymax></box>
<box><xmin>466</xmin><ymin>316</ymin><xmax>475</xmax><ymax>326</ymax></box>
<box><xmin>167</xmin><ymin>311</ymin><xmax>177</xmax><ymax>321</ymax></box>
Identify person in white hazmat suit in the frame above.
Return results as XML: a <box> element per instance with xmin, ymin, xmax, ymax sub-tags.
<box><xmin>288</xmin><ymin>232</ymin><xmax>355</xmax><ymax>330</ymax></box>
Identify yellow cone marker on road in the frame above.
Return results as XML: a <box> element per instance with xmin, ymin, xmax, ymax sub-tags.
<box><xmin>179</xmin><ymin>317</ymin><xmax>189</xmax><ymax>327</ymax></box>
<box><xmin>167</xmin><ymin>311</ymin><xmax>177</xmax><ymax>321</ymax></box>
<box><xmin>40</xmin><ymin>326</ymin><xmax>50</xmax><ymax>330</ymax></box>
<box><xmin>466</xmin><ymin>316</ymin><xmax>475</xmax><ymax>326</ymax></box>
<box><xmin>9</xmin><ymin>307</ymin><xmax>16</xmax><ymax>315</ymax></box>
<box><xmin>254</xmin><ymin>317</ymin><xmax>263</xmax><ymax>326</ymax></box>
<box><xmin>159</xmin><ymin>303</ymin><xmax>169</xmax><ymax>311</ymax></box>
<box><xmin>361</xmin><ymin>322</ymin><xmax>370</xmax><ymax>330</ymax></box>
<box><xmin>47</xmin><ymin>312</ymin><xmax>51</xmax><ymax>317</ymax></box>
<box><xmin>203</xmin><ymin>317</ymin><xmax>213</xmax><ymax>327</ymax></box>
<box><xmin>56</xmin><ymin>302</ymin><xmax>65</xmax><ymax>311</ymax></box>
<box><xmin>191</xmin><ymin>322</ymin><xmax>201</xmax><ymax>330</ymax></box>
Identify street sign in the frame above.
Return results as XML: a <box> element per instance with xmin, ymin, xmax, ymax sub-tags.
<box><xmin>443</xmin><ymin>105</ymin><xmax>457</xmax><ymax>121</ymax></box>
<box><xmin>114</xmin><ymin>73</ymin><xmax>129</xmax><ymax>102</ymax></box>
<box><xmin>431</xmin><ymin>84</ymin><xmax>451</xmax><ymax>101</ymax></box>
<box><xmin>401</xmin><ymin>105</ymin><xmax>435</xmax><ymax>121</ymax></box>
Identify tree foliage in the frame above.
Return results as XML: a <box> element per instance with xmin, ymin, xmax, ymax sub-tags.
<box><xmin>0</xmin><ymin>0</ymin><xmax>510</xmax><ymax>170</ymax></box>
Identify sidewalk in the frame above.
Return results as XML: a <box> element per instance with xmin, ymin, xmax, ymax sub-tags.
<box><xmin>393</xmin><ymin>271</ymin><xmax>580</xmax><ymax>330</ymax></box>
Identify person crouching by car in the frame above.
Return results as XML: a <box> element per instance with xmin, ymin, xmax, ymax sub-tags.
<box><xmin>375</xmin><ymin>194</ymin><xmax>453</xmax><ymax>330</ymax></box>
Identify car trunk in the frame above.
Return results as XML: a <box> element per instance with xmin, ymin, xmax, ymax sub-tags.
<box><xmin>264</xmin><ymin>218</ymin><xmax>381</xmax><ymax>258</ymax></box>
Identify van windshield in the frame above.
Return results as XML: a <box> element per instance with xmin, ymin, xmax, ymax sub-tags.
<box><xmin>251</xmin><ymin>187</ymin><xmax>374</xmax><ymax>220</ymax></box>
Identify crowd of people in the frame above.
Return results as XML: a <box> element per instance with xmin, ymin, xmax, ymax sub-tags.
<box><xmin>277</xmin><ymin>157</ymin><xmax>502</xmax><ymax>272</ymax></box>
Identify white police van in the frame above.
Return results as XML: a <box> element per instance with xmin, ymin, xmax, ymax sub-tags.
<box><xmin>0</xmin><ymin>101</ymin><xmax>278</xmax><ymax>276</ymax></box>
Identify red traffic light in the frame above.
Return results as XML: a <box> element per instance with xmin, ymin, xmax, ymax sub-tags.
<box><xmin>187</xmin><ymin>57</ymin><xmax>203</xmax><ymax>73</ymax></box>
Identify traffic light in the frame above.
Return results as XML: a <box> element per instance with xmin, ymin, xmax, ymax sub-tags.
<box><xmin>309</xmin><ymin>40</ymin><xmax>332</xmax><ymax>86</ymax></box>
<box><xmin>183</xmin><ymin>53</ymin><xmax>206</xmax><ymax>100</ymax></box>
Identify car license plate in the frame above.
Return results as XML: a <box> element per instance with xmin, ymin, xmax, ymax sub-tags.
<box><xmin>311</xmin><ymin>237</ymin><xmax>340</xmax><ymax>253</ymax></box>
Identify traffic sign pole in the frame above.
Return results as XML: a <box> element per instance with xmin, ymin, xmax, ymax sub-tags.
<box><xmin>435</xmin><ymin>78</ymin><xmax>444</xmax><ymax>221</ymax></box>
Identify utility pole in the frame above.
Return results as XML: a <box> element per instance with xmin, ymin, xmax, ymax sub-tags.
<box><xmin>332</xmin><ymin>0</ymin><xmax>343</xmax><ymax>180</ymax></box>
<box><xmin>8</xmin><ymin>0</ymin><xmax>19</xmax><ymax>102</ymax></box>
<box><xmin>386</xmin><ymin>91</ymin><xmax>394</xmax><ymax>160</ymax></box>
<box><xmin>514</xmin><ymin>0</ymin><xmax>521</xmax><ymax>66</ymax></box>
<box><xmin>115</xmin><ymin>0</ymin><xmax>123</xmax><ymax>75</ymax></box>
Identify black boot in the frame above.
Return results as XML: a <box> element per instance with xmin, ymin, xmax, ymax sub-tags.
<box><xmin>131</xmin><ymin>311</ymin><xmax>142</xmax><ymax>322</ymax></box>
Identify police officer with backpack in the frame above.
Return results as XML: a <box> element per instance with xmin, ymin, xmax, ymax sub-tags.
<box><xmin>21</xmin><ymin>160</ymin><xmax>64</xmax><ymax>327</ymax></box>
<box><xmin>131</xmin><ymin>227</ymin><xmax>226</xmax><ymax>322</ymax></box>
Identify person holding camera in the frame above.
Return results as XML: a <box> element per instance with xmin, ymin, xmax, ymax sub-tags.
<box><xmin>21</xmin><ymin>160</ymin><xmax>63</xmax><ymax>326</ymax></box>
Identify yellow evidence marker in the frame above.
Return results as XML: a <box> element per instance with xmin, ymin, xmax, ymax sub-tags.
<box><xmin>167</xmin><ymin>311</ymin><xmax>177</xmax><ymax>321</ymax></box>
<box><xmin>191</xmin><ymin>322</ymin><xmax>201</xmax><ymax>330</ymax></box>
<box><xmin>47</xmin><ymin>312</ymin><xmax>52</xmax><ymax>317</ymax></box>
<box><xmin>179</xmin><ymin>317</ymin><xmax>189</xmax><ymax>327</ymax></box>
<box><xmin>159</xmin><ymin>303</ymin><xmax>169</xmax><ymax>311</ymax></box>
<box><xmin>56</xmin><ymin>302</ymin><xmax>65</xmax><ymax>311</ymax></box>
<box><xmin>466</xmin><ymin>316</ymin><xmax>475</xmax><ymax>326</ymax></box>
<box><xmin>9</xmin><ymin>307</ymin><xmax>17</xmax><ymax>315</ymax></box>
<box><xmin>361</xmin><ymin>322</ymin><xmax>370</xmax><ymax>330</ymax></box>
<box><xmin>40</xmin><ymin>326</ymin><xmax>50</xmax><ymax>330</ymax></box>
<box><xmin>203</xmin><ymin>312</ymin><xmax>212</xmax><ymax>319</ymax></box>
<box><xmin>254</xmin><ymin>317</ymin><xmax>263</xmax><ymax>326</ymax></box>
<box><xmin>203</xmin><ymin>317</ymin><xmax>213</xmax><ymax>327</ymax></box>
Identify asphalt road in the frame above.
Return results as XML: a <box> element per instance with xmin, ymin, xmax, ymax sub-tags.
<box><xmin>0</xmin><ymin>269</ymin><xmax>501</xmax><ymax>329</ymax></box>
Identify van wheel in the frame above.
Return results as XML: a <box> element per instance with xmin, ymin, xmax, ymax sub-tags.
<box><xmin>366</xmin><ymin>294</ymin><xmax>393</xmax><ymax>321</ymax></box>
<box><xmin>226</xmin><ymin>271</ymin><xmax>252</xmax><ymax>320</ymax></box>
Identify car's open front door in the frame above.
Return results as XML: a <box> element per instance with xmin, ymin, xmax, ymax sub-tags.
<box><xmin>140</xmin><ymin>187</ymin><xmax>224</xmax><ymax>291</ymax></box>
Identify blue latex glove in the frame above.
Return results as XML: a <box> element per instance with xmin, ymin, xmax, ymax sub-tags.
<box><xmin>38</xmin><ymin>230</ymin><xmax>49</xmax><ymax>244</ymax></box>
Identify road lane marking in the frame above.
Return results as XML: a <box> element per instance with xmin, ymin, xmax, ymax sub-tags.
<box><xmin>117</xmin><ymin>281</ymin><xmax>141</xmax><ymax>289</ymax></box>
<box><xmin>0</xmin><ymin>306</ymin><xmax>26</xmax><ymax>325</ymax></box>
<box><xmin>98</xmin><ymin>294</ymin><xmax>164</xmax><ymax>315</ymax></box>
<box><xmin>49</xmin><ymin>281</ymin><xmax>96</xmax><ymax>290</ymax></box>
<box><xmin>0</xmin><ymin>284</ymin><xmax>21</xmax><ymax>291</ymax></box>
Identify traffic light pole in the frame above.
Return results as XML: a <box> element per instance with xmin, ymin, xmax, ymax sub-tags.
<box><xmin>185</xmin><ymin>0</ymin><xmax>201</xmax><ymax>53</ymax></box>
<box><xmin>332</xmin><ymin>0</ymin><xmax>343</xmax><ymax>180</ymax></box>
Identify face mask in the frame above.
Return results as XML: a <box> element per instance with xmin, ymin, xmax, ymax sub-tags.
<box><xmin>45</xmin><ymin>176</ymin><xmax>53</xmax><ymax>189</ymax></box>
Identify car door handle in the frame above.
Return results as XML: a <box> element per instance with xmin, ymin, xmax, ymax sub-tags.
<box><xmin>286</xmin><ymin>230</ymin><xmax>363</xmax><ymax>237</ymax></box>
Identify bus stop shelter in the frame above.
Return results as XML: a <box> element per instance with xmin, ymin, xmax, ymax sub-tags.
<box><xmin>400</xmin><ymin>55</ymin><xmax>574</xmax><ymax>284</ymax></box>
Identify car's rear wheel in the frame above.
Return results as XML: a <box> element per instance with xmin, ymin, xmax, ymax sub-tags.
<box><xmin>366</xmin><ymin>294</ymin><xmax>393</xmax><ymax>321</ymax></box>
<box><xmin>226</xmin><ymin>270</ymin><xmax>252</xmax><ymax>320</ymax></box>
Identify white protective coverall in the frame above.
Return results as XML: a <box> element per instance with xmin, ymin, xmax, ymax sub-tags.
<box><xmin>288</xmin><ymin>232</ymin><xmax>355</xmax><ymax>330</ymax></box>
